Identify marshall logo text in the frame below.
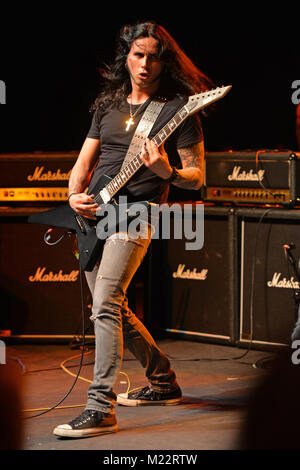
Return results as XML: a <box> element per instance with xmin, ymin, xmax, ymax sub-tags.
<box><xmin>29</xmin><ymin>267</ymin><xmax>79</xmax><ymax>282</ymax></box>
<box><xmin>267</xmin><ymin>272</ymin><xmax>300</xmax><ymax>289</ymax></box>
<box><xmin>172</xmin><ymin>264</ymin><xmax>208</xmax><ymax>280</ymax></box>
<box><xmin>227</xmin><ymin>166</ymin><xmax>265</xmax><ymax>182</ymax></box>
<box><xmin>27</xmin><ymin>166</ymin><xmax>71</xmax><ymax>182</ymax></box>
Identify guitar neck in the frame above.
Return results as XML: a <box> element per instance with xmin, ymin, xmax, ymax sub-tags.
<box><xmin>103</xmin><ymin>103</ymin><xmax>190</xmax><ymax>200</ymax></box>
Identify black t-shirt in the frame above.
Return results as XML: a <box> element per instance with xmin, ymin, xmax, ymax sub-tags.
<box><xmin>87</xmin><ymin>95</ymin><xmax>202</xmax><ymax>203</ymax></box>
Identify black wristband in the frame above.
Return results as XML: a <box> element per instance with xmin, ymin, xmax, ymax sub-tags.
<box><xmin>165</xmin><ymin>166</ymin><xmax>179</xmax><ymax>183</ymax></box>
<box><xmin>68</xmin><ymin>192</ymin><xmax>78</xmax><ymax>201</ymax></box>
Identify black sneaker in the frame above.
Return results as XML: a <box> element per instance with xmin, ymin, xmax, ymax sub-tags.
<box><xmin>53</xmin><ymin>409</ymin><xmax>118</xmax><ymax>438</ymax></box>
<box><xmin>117</xmin><ymin>386</ymin><xmax>182</xmax><ymax>406</ymax></box>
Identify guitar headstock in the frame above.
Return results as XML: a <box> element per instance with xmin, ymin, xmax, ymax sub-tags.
<box><xmin>186</xmin><ymin>85</ymin><xmax>232</xmax><ymax>115</ymax></box>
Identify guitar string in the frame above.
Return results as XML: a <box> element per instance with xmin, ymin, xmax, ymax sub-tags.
<box><xmin>72</xmin><ymin>105</ymin><xmax>192</xmax><ymax>243</ymax></box>
<box><xmin>80</xmin><ymin>90</ymin><xmax>225</xmax><ymax>207</ymax></box>
<box><xmin>91</xmin><ymin>113</ymin><xmax>185</xmax><ymax>205</ymax></box>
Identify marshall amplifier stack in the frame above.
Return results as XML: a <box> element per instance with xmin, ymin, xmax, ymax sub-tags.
<box><xmin>204</xmin><ymin>150</ymin><xmax>300</xmax><ymax>206</ymax></box>
<box><xmin>0</xmin><ymin>152</ymin><xmax>92</xmax><ymax>342</ymax></box>
<box><xmin>201</xmin><ymin>149</ymin><xmax>300</xmax><ymax>349</ymax></box>
<box><xmin>146</xmin><ymin>148</ymin><xmax>300</xmax><ymax>350</ymax></box>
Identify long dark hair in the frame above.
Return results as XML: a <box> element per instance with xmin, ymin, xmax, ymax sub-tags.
<box><xmin>91</xmin><ymin>20</ymin><xmax>215</xmax><ymax>112</ymax></box>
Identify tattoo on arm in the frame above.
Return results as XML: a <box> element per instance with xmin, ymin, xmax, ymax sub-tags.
<box><xmin>174</xmin><ymin>142</ymin><xmax>204</xmax><ymax>189</ymax></box>
<box><xmin>177</xmin><ymin>142</ymin><xmax>204</xmax><ymax>169</ymax></box>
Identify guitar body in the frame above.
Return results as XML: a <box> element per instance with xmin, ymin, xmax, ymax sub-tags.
<box><xmin>28</xmin><ymin>174</ymin><xmax>150</xmax><ymax>271</ymax></box>
<box><xmin>28</xmin><ymin>175</ymin><xmax>108</xmax><ymax>271</ymax></box>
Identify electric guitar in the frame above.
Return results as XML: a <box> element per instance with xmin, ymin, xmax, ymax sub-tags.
<box><xmin>28</xmin><ymin>85</ymin><xmax>232</xmax><ymax>271</ymax></box>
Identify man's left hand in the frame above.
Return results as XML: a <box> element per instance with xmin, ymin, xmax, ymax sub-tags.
<box><xmin>140</xmin><ymin>138</ymin><xmax>172</xmax><ymax>180</ymax></box>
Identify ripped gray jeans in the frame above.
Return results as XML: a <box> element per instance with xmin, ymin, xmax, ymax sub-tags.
<box><xmin>84</xmin><ymin>223</ymin><xmax>177</xmax><ymax>414</ymax></box>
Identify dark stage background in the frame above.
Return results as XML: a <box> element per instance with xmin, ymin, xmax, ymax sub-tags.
<box><xmin>0</xmin><ymin>7</ymin><xmax>299</xmax><ymax>155</ymax></box>
<box><xmin>0</xmin><ymin>7</ymin><xmax>299</xmax><ymax>343</ymax></box>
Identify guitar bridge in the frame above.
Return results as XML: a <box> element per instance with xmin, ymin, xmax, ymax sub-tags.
<box><xmin>100</xmin><ymin>188</ymin><xmax>111</xmax><ymax>204</ymax></box>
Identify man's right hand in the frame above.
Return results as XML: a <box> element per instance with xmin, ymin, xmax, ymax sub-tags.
<box><xmin>68</xmin><ymin>193</ymin><xmax>98</xmax><ymax>220</ymax></box>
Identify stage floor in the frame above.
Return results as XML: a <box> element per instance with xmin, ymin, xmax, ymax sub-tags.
<box><xmin>5</xmin><ymin>339</ymin><xmax>273</xmax><ymax>451</ymax></box>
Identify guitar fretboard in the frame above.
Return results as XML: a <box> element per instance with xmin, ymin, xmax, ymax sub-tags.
<box><xmin>103</xmin><ymin>105</ymin><xmax>189</xmax><ymax>199</ymax></box>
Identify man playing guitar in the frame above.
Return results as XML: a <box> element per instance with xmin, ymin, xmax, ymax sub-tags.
<box><xmin>53</xmin><ymin>20</ymin><xmax>214</xmax><ymax>438</ymax></box>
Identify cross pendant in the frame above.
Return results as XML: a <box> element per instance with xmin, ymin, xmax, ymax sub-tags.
<box><xmin>125</xmin><ymin>116</ymin><xmax>134</xmax><ymax>131</ymax></box>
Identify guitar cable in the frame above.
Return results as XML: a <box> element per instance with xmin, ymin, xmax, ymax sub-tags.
<box><xmin>255</xmin><ymin>150</ymin><xmax>277</xmax><ymax>200</ymax></box>
<box><xmin>44</xmin><ymin>228</ymin><xmax>73</xmax><ymax>246</ymax></box>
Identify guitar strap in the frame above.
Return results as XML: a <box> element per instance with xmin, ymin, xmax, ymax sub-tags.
<box><xmin>121</xmin><ymin>97</ymin><xmax>166</xmax><ymax>169</ymax></box>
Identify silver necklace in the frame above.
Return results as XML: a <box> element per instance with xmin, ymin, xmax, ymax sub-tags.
<box><xmin>125</xmin><ymin>97</ymin><xmax>144</xmax><ymax>131</ymax></box>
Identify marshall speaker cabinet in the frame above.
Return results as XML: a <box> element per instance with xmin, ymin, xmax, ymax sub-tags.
<box><xmin>238</xmin><ymin>207</ymin><xmax>300</xmax><ymax>349</ymax></box>
<box><xmin>146</xmin><ymin>204</ymin><xmax>239</xmax><ymax>345</ymax></box>
<box><xmin>0</xmin><ymin>207</ymin><xmax>92</xmax><ymax>340</ymax></box>
<box><xmin>204</xmin><ymin>150</ymin><xmax>300</xmax><ymax>206</ymax></box>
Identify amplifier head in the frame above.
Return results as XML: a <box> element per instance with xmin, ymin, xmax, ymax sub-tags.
<box><xmin>204</xmin><ymin>150</ymin><xmax>300</xmax><ymax>206</ymax></box>
<box><xmin>0</xmin><ymin>152</ymin><xmax>78</xmax><ymax>203</ymax></box>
